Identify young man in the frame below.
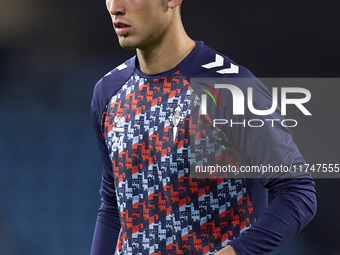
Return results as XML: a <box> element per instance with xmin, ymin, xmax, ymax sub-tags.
<box><xmin>91</xmin><ymin>0</ymin><xmax>317</xmax><ymax>254</ymax></box>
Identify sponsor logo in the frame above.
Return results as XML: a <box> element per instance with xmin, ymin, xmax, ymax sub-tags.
<box><xmin>112</xmin><ymin>116</ymin><xmax>125</xmax><ymax>132</ymax></box>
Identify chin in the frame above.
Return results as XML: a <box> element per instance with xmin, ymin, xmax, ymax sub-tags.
<box><xmin>118</xmin><ymin>37</ymin><xmax>139</xmax><ymax>49</ymax></box>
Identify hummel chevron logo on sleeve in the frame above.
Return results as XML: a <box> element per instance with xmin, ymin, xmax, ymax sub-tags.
<box><xmin>201</xmin><ymin>54</ymin><xmax>224</xmax><ymax>69</ymax></box>
<box><xmin>202</xmin><ymin>54</ymin><xmax>239</xmax><ymax>74</ymax></box>
<box><xmin>117</xmin><ymin>63</ymin><xmax>128</xmax><ymax>71</ymax></box>
<box><xmin>217</xmin><ymin>63</ymin><xmax>239</xmax><ymax>74</ymax></box>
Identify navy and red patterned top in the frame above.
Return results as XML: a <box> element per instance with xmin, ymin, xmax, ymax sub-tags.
<box><xmin>91</xmin><ymin>41</ymin><xmax>316</xmax><ymax>255</ymax></box>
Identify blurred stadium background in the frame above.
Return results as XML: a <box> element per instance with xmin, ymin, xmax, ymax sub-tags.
<box><xmin>1</xmin><ymin>0</ymin><xmax>339</xmax><ymax>254</ymax></box>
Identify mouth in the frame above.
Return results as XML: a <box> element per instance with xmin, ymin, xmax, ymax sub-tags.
<box><xmin>114</xmin><ymin>21</ymin><xmax>131</xmax><ymax>36</ymax></box>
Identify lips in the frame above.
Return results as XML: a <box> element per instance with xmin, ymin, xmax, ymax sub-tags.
<box><xmin>114</xmin><ymin>21</ymin><xmax>131</xmax><ymax>36</ymax></box>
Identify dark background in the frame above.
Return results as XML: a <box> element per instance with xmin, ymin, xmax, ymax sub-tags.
<box><xmin>1</xmin><ymin>0</ymin><xmax>339</xmax><ymax>254</ymax></box>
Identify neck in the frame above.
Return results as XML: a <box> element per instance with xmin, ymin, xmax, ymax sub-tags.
<box><xmin>136</xmin><ymin>20</ymin><xmax>195</xmax><ymax>74</ymax></box>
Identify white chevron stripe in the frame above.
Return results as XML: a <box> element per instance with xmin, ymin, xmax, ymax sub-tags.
<box><xmin>201</xmin><ymin>54</ymin><xmax>224</xmax><ymax>69</ymax></box>
<box><xmin>117</xmin><ymin>63</ymin><xmax>128</xmax><ymax>71</ymax></box>
<box><xmin>217</xmin><ymin>63</ymin><xmax>239</xmax><ymax>74</ymax></box>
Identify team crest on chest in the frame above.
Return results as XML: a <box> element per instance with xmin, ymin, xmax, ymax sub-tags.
<box><xmin>169</xmin><ymin>106</ymin><xmax>185</xmax><ymax>145</ymax></box>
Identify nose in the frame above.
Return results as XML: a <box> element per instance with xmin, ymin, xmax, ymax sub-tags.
<box><xmin>106</xmin><ymin>0</ymin><xmax>125</xmax><ymax>16</ymax></box>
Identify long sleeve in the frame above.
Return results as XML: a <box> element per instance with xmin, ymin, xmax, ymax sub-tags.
<box><xmin>219</xmin><ymin>78</ymin><xmax>317</xmax><ymax>254</ymax></box>
<box><xmin>90</xmin><ymin>105</ymin><xmax>121</xmax><ymax>255</ymax></box>
<box><xmin>89</xmin><ymin>57</ymin><xmax>135</xmax><ymax>255</ymax></box>
<box><xmin>229</xmin><ymin>178</ymin><xmax>316</xmax><ymax>254</ymax></box>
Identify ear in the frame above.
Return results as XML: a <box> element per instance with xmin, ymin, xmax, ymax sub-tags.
<box><xmin>168</xmin><ymin>0</ymin><xmax>182</xmax><ymax>9</ymax></box>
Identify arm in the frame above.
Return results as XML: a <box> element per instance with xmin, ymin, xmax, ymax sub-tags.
<box><xmin>89</xmin><ymin>61</ymin><xmax>135</xmax><ymax>255</ymax></box>
<box><xmin>218</xmin><ymin>78</ymin><xmax>317</xmax><ymax>254</ymax></box>
<box><xmin>90</xmin><ymin>106</ymin><xmax>121</xmax><ymax>255</ymax></box>
<box><xmin>215</xmin><ymin>245</ymin><xmax>237</xmax><ymax>255</ymax></box>
<box><xmin>229</xmin><ymin>178</ymin><xmax>316</xmax><ymax>255</ymax></box>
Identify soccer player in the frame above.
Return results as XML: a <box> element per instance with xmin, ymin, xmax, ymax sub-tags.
<box><xmin>90</xmin><ymin>0</ymin><xmax>317</xmax><ymax>254</ymax></box>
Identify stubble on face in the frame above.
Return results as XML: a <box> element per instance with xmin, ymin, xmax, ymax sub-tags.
<box><xmin>108</xmin><ymin>0</ymin><xmax>170</xmax><ymax>50</ymax></box>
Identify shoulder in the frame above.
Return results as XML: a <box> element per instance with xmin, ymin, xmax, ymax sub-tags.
<box><xmin>182</xmin><ymin>42</ymin><xmax>271</xmax><ymax>104</ymax></box>
<box><xmin>91</xmin><ymin>56</ymin><xmax>136</xmax><ymax>120</ymax></box>
<box><xmin>179</xmin><ymin>41</ymin><xmax>256</xmax><ymax>79</ymax></box>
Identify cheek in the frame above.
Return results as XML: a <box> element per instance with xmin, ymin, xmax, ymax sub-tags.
<box><xmin>139</xmin><ymin>1</ymin><xmax>165</xmax><ymax>21</ymax></box>
<box><xmin>131</xmin><ymin>3</ymin><xmax>169</xmax><ymax>34</ymax></box>
<box><xmin>106</xmin><ymin>0</ymin><xmax>111</xmax><ymax>11</ymax></box>
<box><xmin>145</xmin><ymin>10</ymin><xmax>167</xmax><ymax>28</ymax></box>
